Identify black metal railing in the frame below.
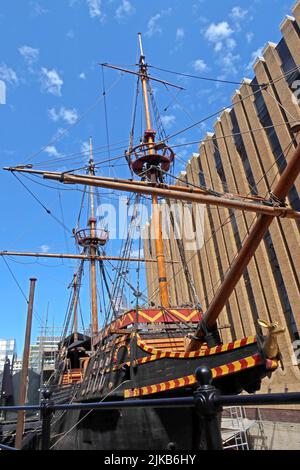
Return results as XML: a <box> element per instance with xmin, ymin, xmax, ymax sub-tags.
<box><xmin>1</xmin><ymin>366</ymin><xmax>300</xmax><ymax>451</ymax></box>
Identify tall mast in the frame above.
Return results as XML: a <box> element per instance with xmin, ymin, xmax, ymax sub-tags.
<box><xmin>15</xmin><ymin>278</ymin><xmax>36</xmax><ymax>449</ymax></box>
<box><xmin>73</xmin><ymin>273</ymin><xmax>78</xmax><ymax>343</ymax></box>
<box><xmin>88</xmin><ymin>137</ymin><xmax>99</xmax><ymax>335</ymax></box>
<box><xmin>138</xmin><ymin>33</ymin><xmax>169</xmax><ymax>309</ymax></box>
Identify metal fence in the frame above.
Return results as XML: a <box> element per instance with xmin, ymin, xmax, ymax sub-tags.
<box><xmin>1</xmin><ymin>366</ymin><xmax>300</xmax><ymax>451</ymax></box>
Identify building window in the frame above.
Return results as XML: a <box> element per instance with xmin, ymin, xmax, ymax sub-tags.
<box><xmin>264</xmin><ymin>231</ymin><xmax>299</xmax><ymax>342</ymax></box>
<box><xmin>230</xmin><ymin>109</ymin><xmax>258</xmax><ymax>194</ymax></box>
<box><xmin>213</xmin><ymin>137</ymin><xmax>226</xmax><ymax>183</ymax></box>
<box><xmin>276</xmin><ymin>38</ymin><xmax>300</xmax><ymax>87</ymax></box>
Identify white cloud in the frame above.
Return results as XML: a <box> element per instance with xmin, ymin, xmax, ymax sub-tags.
<box><xmin>115</xmin><ymin>0</ymin><xmax>135</xmax><ymax>20</ymax></box>
<box><xmin>44</xmin><ymin>145</ymin><xmax>60</xmax><ymax>158</ymax></box>
<box><xmin>146</xmin><ymin>13</ymin><xmax>162</xmax><ymax>37</ymax></box>
<box><xmin>193</xmin><ymin>59</ymin><xmax>207</xmax><ymax>73</ymax></box>
<box><xmin>219</xmin><ymin>52</ymin><xmax>240</xmax><ymax>75</ymax></box>
<box><xmin>40</xmin><ymin>68</ymin><xmax>63</xmax><ymax>96</ymax></box>
<box><xmin>0</xmin><ymin>64</ymin><xmax>18</xmax><ymax>85</ymax></box>
<box><xmin>79</xmin><ymin>72</ymin><xmax>86</xmax><ymax>80</ymax></box>
<box><xmin>246</xmin><ymin>46</ymin><xmax>264</xmax><ymax>71</ymax></box>
<box><xmin>48</xmin><ymin>106</ymin><xmax>79</xmax><ymax>125</ymax></box>
<box><xmin>66</xmin><ymin>30</ymin><xmax>75</xmax><ymax>39</ymax></box>
<box><xmin>161</xmin><ymin>114</ymin><xmax>176</xmax><ymax>129</ymax></box>
<box><xmin>226</xmin><ymin>38</ymin><xmax>236</xmax><ymax>50</ymax></box>
<box><xmin>86</xmin><ymin>0</ymin><xmax>102</xmax><ymax>18</ymax></box>
<box><xmin>205</xmin><ymin>22</ymin><xmax>233</xmax><ymax>44</ymax></box>
<box><xmin>40</xmin><ymin>244</ymin><xmax>50</xmax><ymax>253</ymax></box>
<box><xmin>31</xmin><ymin>2</ymin><xmax>48</xmax><ymax>16</ymax></box>
<box><xmin>231</xmin><ymin>6</ymin><xmax>248</xmax><ymax>20</ymax></box>
<box><xmin>145</xmin><ymin>9</ymin><xmax>172</xmax><ymax>37</ymax></box>
<box><xmin>246</xmin><ymin>32</ymin><xmax>254</xmax><ymax>44</ymax></box>
<box><xmin>81</xmin><ymin>141</ymin><xmax>91</xmax><ymax>161</ymax></box>
<box><xmin>19</xmin><ymin>45</ymin><xmax>39</xmax><ymax>65</ymax></box>
<box><xmin>176</xmin><ymin>27</ymin><xmax>185</xmax><ymax>41</ymax></box>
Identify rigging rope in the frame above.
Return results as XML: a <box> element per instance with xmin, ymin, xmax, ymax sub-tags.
<box><xmin>0</xmin><ymin>255</ymin><xmax>43</xmax><ymax>325</ymax></box>
<box><xmin>101</xmin><ymin>65</ymin><xmax>113</xmax><ymax>178</ymax></box>
<box><xmin>12</xmin><ymin>172</ymin><xmax>71</xmax><ymax>234</ymax></box>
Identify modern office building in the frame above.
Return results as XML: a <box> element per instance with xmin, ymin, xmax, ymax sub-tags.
<box><xmin>0</xmin><ymin>339</ymin><xmax>17</xmax><ymax>391</ymax></box>
<box><xmin>29</xmin><ymin>336</ymin><xmax>60</xmax><ymax>373</ymax></box>
<box><xmin>144</xmin><ymin>0</ymin><xmax>300</xmax><ymax>408</ymax></box>
<box><xmin>0</xmin><ymin>339</ymin><xmax>16</xmax><ymax>373</ymax></box>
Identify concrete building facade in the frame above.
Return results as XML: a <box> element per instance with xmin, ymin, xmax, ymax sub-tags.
<box><xmin>144</xmin><ymin>1</ymin><xmax>300</xmax><ymax>398</ymax></box>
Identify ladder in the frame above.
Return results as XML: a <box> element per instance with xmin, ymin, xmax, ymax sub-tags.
<box><xmin>221</xmin><ymin>406</ymin><xmax>268</xmax><ymax>450</ymax></box>
<box><xmin>222</xmin><ymin>406</ymin><xmax>251</xmax><ymax>450</ymax></box>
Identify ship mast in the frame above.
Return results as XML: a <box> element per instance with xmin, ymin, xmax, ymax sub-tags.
<box><xmin>138</xmin><ymin>33</ymin><xmax>169</xmax><ymax>309</ymax></box>
<box><xmin>88</xmin><ymin>137</ymin><xmax>99</xmax><ymax>335</ymax></box>
<box><xmin>72</xmin><ymin>273</ymin><xmax>78</xmax><ymax>343</ymax></box>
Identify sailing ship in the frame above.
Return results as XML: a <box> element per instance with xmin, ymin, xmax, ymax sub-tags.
<box><xmin>2</xmin><ymin>33</ymin><xmax>299</xmax><ymax>450</ymax></box>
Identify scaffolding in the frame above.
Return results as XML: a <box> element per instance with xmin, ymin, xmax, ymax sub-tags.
<box><xmin>221</xmin><ymin>406</ymin><xmax>268</xmax><ymax>450</ymax></box>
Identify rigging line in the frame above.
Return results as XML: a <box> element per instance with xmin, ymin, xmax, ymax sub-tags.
<box><xmin>0</xmin><ymin>255</ymin><xmax>29</xmax><ymax>304</ymax></box>
<box><xmin>148</xmin><ymin>64</ymin><xmax>260</xmax><ymax>87</ymax></box>
<box><xmin>268</xmin><ymin>140</ymin><xmax>295</xmax><ymax>190</ymax></box>
<box><xmin>143</xmin><ymin>207</ymin><xmax>251</xmax><ymax>309</ymax></box>
<box><xmin>129</xmin><ymin>77</ymin><xmax>140</xmax><ymax>149</ymax></box>
<box><xmin>263</xmin><ymin>87</ymin><xmax>298</xmax><ymax>122</ymax></box>
<box><xmin>149</xmin><ymin>62</ymin><xmax>300</xmax><ymax>90</ymax></box>
<box><xmin>32</xmin><ymin>140</ymin><xmax>133</xmax><ymax>167</ymax></box>
<box><xmin>62</xmin><ymin>259</ymin><xmax>85</xmax><ymax>341</ymax></box>
<box><xmin>0</xmin><ymin>255</ymin><xmax>43</xmax><ymax>325</ymax></box>
<box><xmin>175</xmin><ymin>152</ymin><xmax>231</xmax><ymax>195</ymax></box>
<box><xmin>78</xmin><ymin>298</ymin><xmax>86</xmax><ymax>336</ymax></box>
<box><xmin>105</xmin><ymin>260</ymin><xmax>148</xmax><ymax>304</ymax></box>
<box><xmin>159</xmin><ymin>64</ymin><xmax>300</xmax><ymax>143</ymax></box>
<box><xmin>163</xmin><ymin>83</ymin><xmax>256</xmax><ymax>194</ymax></box>
<box><xmin>135</xmin><ymin>194</ymin><xmax>147</xmax><ymax>314</ymax></box>
<box><xmin>162</xmin><ymin>85</ymin><xmax>240</xmax><ymax>193</ymax></box>
<box><xmin>23</xmin><ymin>74</ymin><xmax>124</xmax><ymax>164</ymax></box>
<box><xmin>58</xmin><ymin>191</ymin><xmax>71</xmax><ymax>256</ymax></box>
<box><xmin>158</xmin><ymin>166</ymin><xmax>272</xmax><ymax>204</ymax></box>
<box><xmin>168</xmin><ymin>119</ymin><xmax>300</xmax><ymax>151</ymax></box>
<box><xmin>49</xmin><ymin>378</ymin><xmax>131</xmax><ymax>449</ymax></box>
<box><xmin>60</xmin><ymin>288</ymin><xmax>73</xmax><ymax>343</ymax></box>
<box><xmin>148</xmin><ymin>80</ymin><xmax>168</xmax><ymax>142</ymax></box>
<box><xmin>143</xmin><ymin>177</ymin><xmax>281</xmax><ymax>306</ymax></box>
<box><xmin>166</xmin><ymin>198</ymin><xmax>201</xmax><ymax>308</ymax></box>
<box><xmin>101</xmin><ymin>65</ymin><xmax>113</xmax><ymax>178</ymax></box>
<box><xmin>11</xmin><ymin>172</ymin><xmax>72</xmax><ymax>234</ymax></box>
<box><xmin>59</xmin><ymin>154</ymin><xmax>125</xmax><ymax>175</ymax></box>
<box><xmin>255</xmin><ymin>139</ymin><xmax>295</xmax><ymax>191</ymax></box>
<box><xmin>76</xmin><ymin>184</ymin><xmax>87</xmax><ymax>231</ymax></box>
<box><xmin>19</xmin><ymin>173</ymin><xmax>123</xmax><ymax>202</ymax></box>
<box><xmin>144</xmin><ymin>136</ymin><xmax>296</xmax><ymax>308</ymax></box>
<box><xmin>210</xmin><ymin>136</ymin><xmax>258</xmax><ymax>196</ymax></box>
<box><xmin>5</xmin><ymin>255</ymin><xmax>66</xmax><ymax>268</ymax></box>
<box><xmin>98</xmin><ymin>257</ymin><xmax>118</xmax><ymax>319</ymax></box>
<box><xmin>174</xmin><ymin>132</ymin><xmax>297</xmax><ymax>199</ymax></box>
<box><xmin>20</xmin><ymin>173</ymin><xmax>86</xmax><ymax>193</ymax></box>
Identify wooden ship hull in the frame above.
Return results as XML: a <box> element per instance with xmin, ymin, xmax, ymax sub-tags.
<box><xmin>22</xmin><ymin>308</ymin><xmax>278</xmax><ymax>450</ymax></box>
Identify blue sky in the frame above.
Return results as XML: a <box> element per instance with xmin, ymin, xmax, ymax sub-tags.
<box><xmin>0</xmin><ymin>0</ymin><xmax>296</xmax><ymax>356</ymax></box>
